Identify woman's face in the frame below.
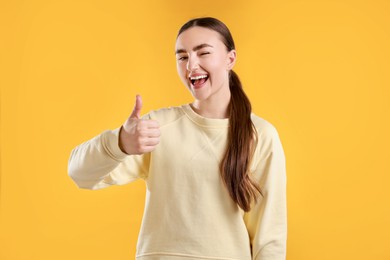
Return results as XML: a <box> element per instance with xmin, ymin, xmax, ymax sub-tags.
<box><xmin>175</xmin><ymin>26</ymin><xmax>236</xmax><ymax>103</ymax></box>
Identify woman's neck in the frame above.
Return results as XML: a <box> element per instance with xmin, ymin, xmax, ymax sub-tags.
<box><xmin>191</xmin><ymin>92</ymin><xmax>231</xmax><ymax>119</ymax></box>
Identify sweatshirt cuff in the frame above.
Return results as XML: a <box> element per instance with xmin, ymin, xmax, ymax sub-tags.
<box><xmin>102</xmin><ymin>127</ymin><xmax>129</xmax><ymax>161</ymax></box>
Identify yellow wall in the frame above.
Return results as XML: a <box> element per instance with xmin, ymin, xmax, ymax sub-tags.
<box><xmin>1</xmin><ymin>0</ymin><xmax>389</xmax><ymax>259</ymax></box>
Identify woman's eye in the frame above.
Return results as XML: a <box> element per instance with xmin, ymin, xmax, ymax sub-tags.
<box><xmin>200</xmin><ymin>52</ymin><xmax>210</xmax><ymax>56</ymax></box>
<box><xmin>178</xmin><ymin>56</ymin><xmax>188</xmax><ymax>61</ymax></box>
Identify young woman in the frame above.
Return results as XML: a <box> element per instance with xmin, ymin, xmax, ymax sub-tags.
<box><xmin>68</xmin><ymin>17</ymin><xmax>287</xmax><ymax>260</ymax></box>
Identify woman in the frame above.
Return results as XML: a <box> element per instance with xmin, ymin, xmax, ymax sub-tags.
<box><xmin>68</xmin><ymin>17</ymin><xmax>287</xmax><ymax>260</ymax></box>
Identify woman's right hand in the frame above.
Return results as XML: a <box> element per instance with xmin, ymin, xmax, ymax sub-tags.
<box><xmin>119</xmin><ymin>95</ymin><xmax>161</xmax><ymax>155</ymax></box>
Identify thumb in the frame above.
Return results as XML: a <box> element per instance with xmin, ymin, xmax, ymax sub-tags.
<box><xmin>130</xmin><ymin>95</ymin><xmax>142</xmax><ymax>119</ymax></box>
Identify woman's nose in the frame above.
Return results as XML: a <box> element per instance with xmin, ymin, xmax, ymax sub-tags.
<box><xmin>186</xmin><ymin>56</ymin><xmax>199</xmax><ymax>71</ymax></box>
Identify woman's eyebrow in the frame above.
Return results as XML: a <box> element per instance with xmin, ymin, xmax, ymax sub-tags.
<box><xmin>175</xmin><ymin>43</ymin><xmax>213</xmax><ymax>54</ymax></box>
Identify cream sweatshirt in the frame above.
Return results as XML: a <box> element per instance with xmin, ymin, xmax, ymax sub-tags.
<box><xmin>68</xmin><ymin>104</ymin><xmax>287</xmax><ymax>260</ymax></box>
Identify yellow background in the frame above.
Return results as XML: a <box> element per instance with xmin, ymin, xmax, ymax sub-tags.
<box><xmin>1</xmin><ymin>0</ymin><xmax>389</xmax><ymax>259</ymax></box>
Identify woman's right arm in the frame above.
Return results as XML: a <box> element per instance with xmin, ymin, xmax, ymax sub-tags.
<box><xmin>68</xmin><ymin>95</ymin><xmax>160</xmax><ymax>190</ymax></box>
<box><xmin>68</xmin><ymin>127</ymin><xmax>147</xmax><ymax>190</ymax></box>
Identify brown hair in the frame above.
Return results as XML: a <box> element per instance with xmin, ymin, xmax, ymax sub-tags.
<box><xmin>177</xmin><ymin>17</ymin><xmax>262</xmax><ymax>212</ymax></box>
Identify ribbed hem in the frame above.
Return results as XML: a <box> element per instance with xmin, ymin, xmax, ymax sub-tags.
<box><xmin>137</xmin><ymin>251</ymin><xmax>244</xmax><ymax>260</ymax></box>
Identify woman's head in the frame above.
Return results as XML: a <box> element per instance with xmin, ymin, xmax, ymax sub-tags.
<box><xmin>175</xmin><ymin>18</ymin><xmax>237</xmax><ymax>103</ymax></box>
<box><xmin>176</xmin><ymin>17</ymin><xmax>262</xmax><ymax>212</ymax></box>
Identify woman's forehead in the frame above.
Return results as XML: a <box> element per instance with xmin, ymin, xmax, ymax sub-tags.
<box><xmin>175</xmin><ymin>27</ymin><xmax>223</xmax><ymax>50</ymax></box>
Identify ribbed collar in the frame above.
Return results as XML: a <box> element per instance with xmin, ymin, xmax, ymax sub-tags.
<box><xmin>181</xmin><ymin>104</ymin><xmax>229</xmax><ymax>128</ymax></box>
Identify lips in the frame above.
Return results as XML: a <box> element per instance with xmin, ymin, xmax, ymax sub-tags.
<box><xmin>189</xmin><ymin>74</ymin><xmax>209</xmax><ymax>89</ymax></box>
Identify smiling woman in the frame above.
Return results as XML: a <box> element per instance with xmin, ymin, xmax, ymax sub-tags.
<box><xmin>68</xmin><ymin>17</ymin><xmax>287</xmax><ymax>260</ymax></box>
<box><xmin>175</xmin><ymin>26</ymin><xmax>234</xmax><ymax>112</ymax></box>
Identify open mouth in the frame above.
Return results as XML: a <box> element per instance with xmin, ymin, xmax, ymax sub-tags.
<box><xmin>189</xmin><ymin>74</ymin><xmax>209</xmax><ymax>88</ymax></box>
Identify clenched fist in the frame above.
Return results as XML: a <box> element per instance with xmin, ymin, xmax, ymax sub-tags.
<box><xmin>119</xmin><ymin>95</ymin><xmax>160</xmax><ymax>155</ymax></box>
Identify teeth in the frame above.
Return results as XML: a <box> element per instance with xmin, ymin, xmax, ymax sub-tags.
<box><xmin>190</xmin><ymin>75</ymin><xmax>208</xmax><ymax>80</ymax></box>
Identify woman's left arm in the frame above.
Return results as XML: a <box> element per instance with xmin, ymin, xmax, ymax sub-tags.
<box><xmin>244</xmin><ymin>124</ymin><xmax>287</xmax><ymax>260</ymax></box>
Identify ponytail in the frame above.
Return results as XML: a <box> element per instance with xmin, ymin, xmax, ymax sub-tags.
<box><xmin>220</xmin><ymin>70</ymin><xmax>262</xmax><ymax>212</ymax></box>
<box><xmin>177</xmin><ymin>17</ymin><xmax>262</xmax><ymax>212</ymax></box>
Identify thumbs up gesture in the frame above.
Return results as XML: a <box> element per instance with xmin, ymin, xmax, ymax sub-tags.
<box><xmin>119</xmin><ymin>95</ymin><xmax>160</xmax><ymax>155</ymax></box>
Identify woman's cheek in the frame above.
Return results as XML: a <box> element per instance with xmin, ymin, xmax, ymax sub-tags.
<box><xmin>177</xmin><ymin>66</ymin><xmax>187</xmax><ymax>83</ymax></box>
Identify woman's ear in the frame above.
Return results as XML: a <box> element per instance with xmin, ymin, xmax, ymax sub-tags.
<box><xmin>227</xmin><ymin>50</ymin><xmax>237</xmax><ymax>70</ymax></box>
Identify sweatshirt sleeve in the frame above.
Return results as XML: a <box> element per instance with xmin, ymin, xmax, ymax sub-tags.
<box><xmin>244</xmin><ymin>124</ymin><xmax>287</xmax><ymax>260</ymax></box>
<box><xmin>67</xmin><ymin>126</ymin><xmax>149</xmax><ymax>190</ymax></box>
